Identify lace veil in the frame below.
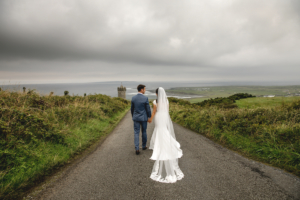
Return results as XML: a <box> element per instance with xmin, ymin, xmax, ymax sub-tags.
<box><xmin>156</xmin><ymin>87</ymin><xmax>176</xmax><ymax>140</ymax></box>
<box><xmin>150</xmin><ymin>87</ymin><xmax>184</xmax><ymax>183</ymax></box>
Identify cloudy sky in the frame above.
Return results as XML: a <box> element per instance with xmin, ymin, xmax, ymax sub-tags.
<box><xmin>0</xmin><ymin>0</ymin><xmax>300</xmax><ymax>84</ymax></box>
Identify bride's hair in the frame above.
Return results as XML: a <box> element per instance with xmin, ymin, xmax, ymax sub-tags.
<box><xmin>156</xmin><ymin>88</ymin><xmax>159</xmax><ymax>103</ymax></box>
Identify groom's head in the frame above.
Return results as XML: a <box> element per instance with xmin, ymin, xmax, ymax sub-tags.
<box><xmin>137</xmin><ymin>84</ymin><xmax>146</xmax><ymax>94</ymax></box>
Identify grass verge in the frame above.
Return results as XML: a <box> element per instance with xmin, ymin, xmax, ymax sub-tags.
<box><xmin>168</xmin><ymin>97</ymin><xmax>300</xmax><ymax>177</ymax></box>
<box><xmin>0</xmin><ymin>89</ymin><xmax>130</xmax><ymax>199</ymax></box>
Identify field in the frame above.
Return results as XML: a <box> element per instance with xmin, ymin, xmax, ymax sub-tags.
<box><xmin>168</xmin><ymin>96</ymin><xmax>300</xmax><ymax>178</ymax></box>
<box><xmin>166</xmin><ymin>85</ymin><xmax>300</xmax><ymax>101</ymax></box>
<box><xmin>190</xmin><ymin>96</ymin><xmax>300</xmax><ymax>108</ymax></box>
<box><xmin>0</xmin><ymin>90</ymin><xmax>130</xmax><ymax>199</ymax></box>
<box><xmin>236</xmin><ymin>96</ymin><xmax>300</xmax><ymax>109</ymax></box>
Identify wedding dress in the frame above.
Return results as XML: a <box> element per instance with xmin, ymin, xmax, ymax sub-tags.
<box><xmin>149</xmin><ymin>87</ymin><xmax>184</xmax><ymax>183</ymax></box>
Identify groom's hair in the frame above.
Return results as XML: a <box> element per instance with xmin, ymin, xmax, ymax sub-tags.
<box><xmin>137</xmin><ymin>84</ymin><xmax>146</xmax><ymax>91</ymax></box>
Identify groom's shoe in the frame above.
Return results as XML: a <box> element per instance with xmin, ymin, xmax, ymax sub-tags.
<box><xmin>136</xmin><ymin>150</ymin><xmax>140</xmax><ymax>155</ymax></box>
<box><xmin>142</xmin><ymin>147</ymin><xmax>148</xmax><ymax>150</ymax></box>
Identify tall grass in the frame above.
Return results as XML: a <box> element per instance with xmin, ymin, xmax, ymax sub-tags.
<box><xmin>0</xmin><ymin>89</ymin><xmax>130</xmax><ymax>199</ymax></box>
<box><xmin>168</xmin><ymin>97</ymin><xmax>300</xmax><ymax>177</ymax></box>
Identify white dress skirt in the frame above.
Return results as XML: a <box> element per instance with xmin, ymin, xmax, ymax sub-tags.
<box><xmin>149</xmin><ymin>100</ymin><xmax>184</xmax><ymax>183</ymax></box>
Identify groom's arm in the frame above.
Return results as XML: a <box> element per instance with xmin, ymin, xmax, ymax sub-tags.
<box><xmin>145</xmin><ymin>98</ymin><xmax>151</xmax><ymax>118</ymax></box>
<box><xmin>131</xmin><ymin>100</ymin><xmax>134</xmax><ymax>117</ymax></box>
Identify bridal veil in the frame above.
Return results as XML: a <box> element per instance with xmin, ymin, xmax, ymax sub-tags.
<box><xmin>149</xmin><ymin>87</ymin><xmax>184</xmax><ymax>183</ymax></box>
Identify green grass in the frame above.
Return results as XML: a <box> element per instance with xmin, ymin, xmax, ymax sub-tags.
<box><xmin>236</xmin><ymin>96</ymin><xmax>300</xmax><ymax>109</ymax></box>
<box><xmin>0</xmin><ymin>90</ymin><xmax>130</xmax><ymax>199</ymax></box>
<box><xmin>168</xmin><ymin>97</ymin><xmax>300</xmax><ymax>177</ymax></box>
<box><xmin>190</xmin><ymin>96</ymin><xmax>300</xmax><ymax>108</ymax></box>
<box><xmin>167</xmin><ymin>85</ymin><xmax>300</xmax><ymax>99</ymax></box>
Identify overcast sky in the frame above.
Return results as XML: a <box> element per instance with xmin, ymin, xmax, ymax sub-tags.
<box><xmin>0</xmin><ymin>0</ymin><xmax>300</xmax><ymax>84</ymax></box>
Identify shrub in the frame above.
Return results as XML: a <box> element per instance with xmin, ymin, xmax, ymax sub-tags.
<box><xmin>287</xmin><ymin>100</ymin><xmax>300</xmax><ymax>110</ymax></box>
<box><xmin>169</xmin><ymin>98</ymin><xmax>300</xmax><ymax>177</ymax></box>
<box><xmin>168</xmin><ymin>97</ymin><xmax>192</xmax><ymax>106</ymax></box>
<box><xmin>228</xmin><ymin>93</ymin><xmax>255</xmax><ymax>101</ymax></box>
<box><xmin>195</xmin><ymin>93</ymin><xmax>255</xmax><ymax>108</ymax></box>
<box><xmin>0</xmin><ymin>90</ymin><xmax>130</xmax><ymax>199</ymax></box>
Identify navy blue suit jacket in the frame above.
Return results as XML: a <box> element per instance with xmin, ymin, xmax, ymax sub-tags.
<box><xmin>131</xmin><ymin>93</ymin><xmax>151</xmax><ymax>121</ymax></box>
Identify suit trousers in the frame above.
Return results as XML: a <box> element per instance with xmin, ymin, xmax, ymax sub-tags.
<box><xmin>134</xmin><ymin>121</ymin><xmax>147</xmax><ymax>150</ymax></box>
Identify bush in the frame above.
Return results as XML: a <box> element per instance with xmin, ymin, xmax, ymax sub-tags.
<box><xmin>168</xmin><ymin>97</ymin><xmax>192</xmax><ymax>106</ymax></box>
<box><xmin>169</xmin><ymin>98</ymin><xmax>300</xmax><ymax>177</ymax></box>
<box><xmin>228</xmin><ymin>93</ymin><xmax>255</xmax><ymax>101</ymax></box>
<box><xmin>0</xmin><ymin>90</ymin><xmax>130</xmax><ymax>198</ymax></box>
<box><xmin>287</xmin><ymin>100</ymin><xmax>300</xmax><ymax>110</ymax></box>
<box><xmin>195</xmin><ymin>93</ymin><xmax>255</xmax><ymax>108</ymax></box>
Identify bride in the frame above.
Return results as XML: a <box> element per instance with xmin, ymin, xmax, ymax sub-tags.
<box><xmin>147</xmin><ymin>87</ymin><xmax>184</xmax><ymax>183</ymax></box>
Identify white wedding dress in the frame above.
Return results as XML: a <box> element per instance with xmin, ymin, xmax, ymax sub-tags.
<box><xmin>149</xmin><ymin>87</ymin><xmax>184</xmax><ymax>183</ymax></box>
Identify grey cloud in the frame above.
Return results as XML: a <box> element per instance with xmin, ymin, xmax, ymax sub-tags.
<box><xmin>0</xmin><ymin>0</ymin><xmax>300</xmax><ymax>83</ymax></box>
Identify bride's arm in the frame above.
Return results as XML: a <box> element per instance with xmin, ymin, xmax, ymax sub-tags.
<box><xmin>148</xmin><ymin>103</ymin><xmax>157</xmax><ymax>123</ymax></box>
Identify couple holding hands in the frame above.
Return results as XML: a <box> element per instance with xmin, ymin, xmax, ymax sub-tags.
<box><xmin>131</xmin><ymin>84</ymin><xmax>184</xmax><ymax>183</ymax></box>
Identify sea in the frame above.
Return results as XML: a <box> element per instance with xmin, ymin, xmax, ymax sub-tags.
<box><xmin>2</xmin><ymin>81</ymin><xmax>299</xmax><ymax>100</ymax></box>
<box><xmin>0</xmin><ymin>81</ymin><xmax>212</xmax><ymax>100</ymax></box>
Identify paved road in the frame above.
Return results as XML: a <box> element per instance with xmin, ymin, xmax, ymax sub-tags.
<box><xmin>36</xmin><ymin>111</ymin><xmax>300</xmax><ymax>200</ymax></box>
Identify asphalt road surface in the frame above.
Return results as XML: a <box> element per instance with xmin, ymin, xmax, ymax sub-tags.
<box><xmin>35</xmin><ymin>111</ymin><xmax>300</xmax><ymax>200</ymax></box>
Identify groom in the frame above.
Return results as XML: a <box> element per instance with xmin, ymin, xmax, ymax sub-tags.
<box><xmin>131</xmin><ymin>84</ymin><xmax>152</xmax><ymax>155</ymax></box>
